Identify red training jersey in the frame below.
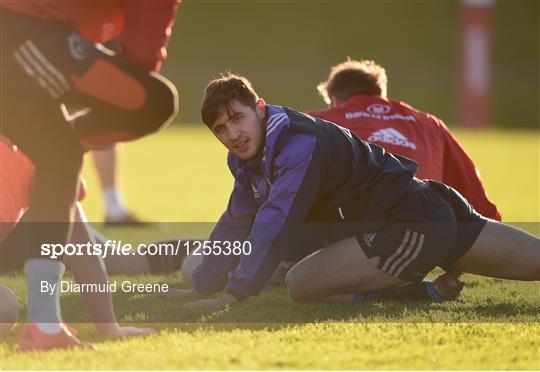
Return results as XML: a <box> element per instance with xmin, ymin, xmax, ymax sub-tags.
<box><xmin>308</xmin><ymin>95</ymin><xmax>501</xmax><ymax>220</ymax></box>
<box><xmin>1</xmin><ymin>0</ymin><xmax>181</xmax><ymax>72</ymax></box>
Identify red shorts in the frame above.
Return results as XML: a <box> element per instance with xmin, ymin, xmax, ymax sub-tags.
<box><xmin>0</xmin><ymin>137</ymin><xmax>35</xmax><ymax>243</ymax></box>
<box><xmin>0</xmin><ymin>137</ymin><xmax>87</xmax><ymax>244</ymax></box>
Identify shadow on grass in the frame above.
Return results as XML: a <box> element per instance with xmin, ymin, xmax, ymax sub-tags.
<box><xmin>9</xmin><ymin>273</ymin><xmax>539</xmax><ymax>344</ymax></box>
<box><xmin>4</xmin><ymin>283</ymin><xmax>539</xmax><ymax>350</ymax></box>
<box><xmin>48</xmin><ymin>281</ymin><xmax>540</xmax><ymax>328</ymax></box>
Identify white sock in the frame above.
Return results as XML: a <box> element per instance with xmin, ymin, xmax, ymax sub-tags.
<box><xmin>104</xmin><ymin>187</ymin><xmax>128</xmax><ymax>219</ymax></box>
<box><xmin>25</xmin><ymin>259</ymin><xmax>65</xmax><ymax>334</ymax></box>
<box><xmin>36</xmin><ymin>323</ymin><xmax>63</xmax><ymax>334</ymax></box>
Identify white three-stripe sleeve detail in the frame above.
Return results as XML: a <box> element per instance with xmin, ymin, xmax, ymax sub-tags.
<box><xmin>14</xmin><ymin>50</ymin><xmax>59</xmax><ymax>98</ymax></box>
<box><xmin>267</xmin><ymin>113</ymin><xmax>287</xmax><ymax>126</ymax></box>
<box><xmin>19</xmin><ymin>45</ymin><xmax>65</xmax><ymax>96</ymax></box>
<box><xmin>26</xmin><ymin>40</ymin><xmax>70</xmax><ymax>90</ymax></box>
<box><xmin>266</xmin><ymin>116</ymin><xmax>286</xmax><ymax>137</ymax></box>
<box><xmin>266</xmin><ymin>113</ymin><xmax>287</xmax><ymax>130</ymax></box>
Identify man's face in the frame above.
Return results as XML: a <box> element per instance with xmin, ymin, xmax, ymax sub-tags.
<box><xmin>210</xmin><ymin>99</ymin><xmax>266</xmax><ymax>160</ymax></box>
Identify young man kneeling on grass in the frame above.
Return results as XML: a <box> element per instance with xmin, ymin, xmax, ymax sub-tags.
<box><xmin>161</xmin><ymin>73</ymin><xmax>539</xmax><ymax>310</ymax></box>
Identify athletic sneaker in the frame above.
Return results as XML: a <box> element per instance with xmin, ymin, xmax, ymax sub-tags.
<box><xmin>19</xmin><ymin>323</ymin><xmax>95</xmax><ymax>352</ymax></box>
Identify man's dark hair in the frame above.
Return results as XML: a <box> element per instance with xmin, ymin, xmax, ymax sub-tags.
<box><xmin>317</xmin><ymin>59</ymin><xmax>388</xmax><ymax>104</ymax></box>
<box><xmin>201</xmin><ymin>73</ymin><xmax>259</xmax><ymax>127</ymax></box>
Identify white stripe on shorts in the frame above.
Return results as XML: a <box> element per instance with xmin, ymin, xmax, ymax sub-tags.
<box><xmin>394</xmin><ymin>233</ymin><xmax>425</xmax><ymax>276</ymax></box>
<box><xmin>387</xmin><ymin>231</ymin><xmax>418</xmax><ymax>275</ymax></box>
<box><xmin>381</xmin><ymin>229</ymin><xmax>411</xmax><ymax>272</ymax></box>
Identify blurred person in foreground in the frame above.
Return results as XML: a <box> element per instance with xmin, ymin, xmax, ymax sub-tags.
<box><xmin>0</xmin><ymin>138</ymin><xmax>156</xmax><ymax>343</ymax></box>
<box><xmin>0</xmin><ymin>1</ymin><xmax>180</xmax><ymax>351</ymax></box>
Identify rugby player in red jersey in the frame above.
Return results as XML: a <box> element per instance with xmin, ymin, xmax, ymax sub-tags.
<box><xmin>308</xmin><ymin>59</ymin><xmax>501</xmax><ymax>221</ymax></box>
<box><xmin>0</xmin><ymin>1</ymin><xmax>180</xmax><ymax>351</ymax></box>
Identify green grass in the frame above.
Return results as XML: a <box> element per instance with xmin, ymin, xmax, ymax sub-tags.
<box><xmin>1</xmin><ymin>126</ymin><xmax>539</xmax><ymax>370</ymax></box>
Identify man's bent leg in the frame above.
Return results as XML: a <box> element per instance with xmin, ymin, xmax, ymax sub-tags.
<box><xmin>285</xmin><ymin>237</ymin><xmax>405</xmax><ymax>301</ymax></box>
<box><xmin>452</xmin><ymin>220</ymin><xmax>540</xmax><ymax>280</ymax></box>
<box><xmin>286</xmin><ymin>207</ymin><xmax>461</xmax><ymax>303</ymax></box>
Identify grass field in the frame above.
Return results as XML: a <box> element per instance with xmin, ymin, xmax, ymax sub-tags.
<box><xmin>1</xmin><ymin>125</ymin><xmax>539</xmax><ymax>370</ymax></box>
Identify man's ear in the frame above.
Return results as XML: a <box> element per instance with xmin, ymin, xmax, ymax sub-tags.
<box><xmin>330</xmin><ymin>96</ymin><xmax>339</xmax><ymax>108</ymax></box>
<box><xmin>256</xmin><ymin>98</ymin><xmax>266</xmax><ymax>117</ymax></box>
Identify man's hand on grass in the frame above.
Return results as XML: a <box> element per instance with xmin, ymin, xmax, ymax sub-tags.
<box><xmin>183</xmin><ymin>294</ymin><xmax>238</xmax><ymax>311</ymax></box>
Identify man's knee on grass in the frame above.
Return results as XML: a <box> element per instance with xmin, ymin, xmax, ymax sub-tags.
<box><xmin>285</xmin><ymin>262</ymin><xmax>322</xmax><ymax>302</ymax></box>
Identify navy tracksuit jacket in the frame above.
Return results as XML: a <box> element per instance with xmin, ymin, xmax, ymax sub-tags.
<box><xmin>193</xmin><ymin>104</ymin><xmax>421</xmax><ymax>300</ymax></box>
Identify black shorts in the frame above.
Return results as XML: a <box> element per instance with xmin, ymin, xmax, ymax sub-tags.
<box><xmin>357</xmin><ymin>180</ymin><xmax>488</xmax><ymax>282</ymax></box>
